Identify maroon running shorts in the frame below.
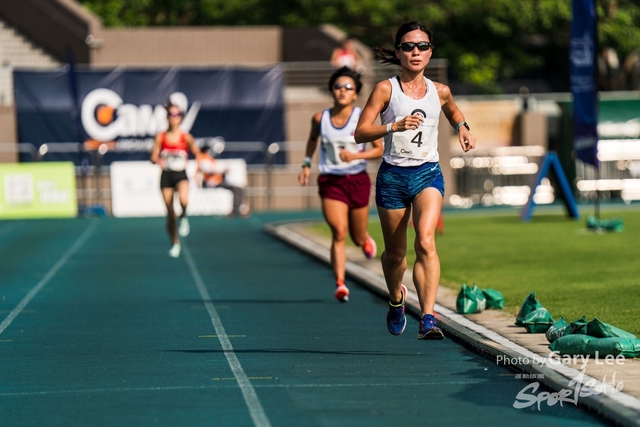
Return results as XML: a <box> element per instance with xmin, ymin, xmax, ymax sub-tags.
<box><xmin>317</xmin><ymin>171</ymin><xmax>371</xmax><ymax>209</ymax></box>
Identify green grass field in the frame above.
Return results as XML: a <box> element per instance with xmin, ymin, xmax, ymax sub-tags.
<box><xmin>310</xmin><ymin>206</ymin><xmax>640</xmax><ymax>336</ymax></box>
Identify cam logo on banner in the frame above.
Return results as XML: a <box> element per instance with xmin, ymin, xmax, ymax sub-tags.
<box><xmin>571</xmin><ymin>0</ymin><xmax>599</xmax><ymax>167</ymax></box>
<box><xmin>13</xmin><ymin>67</ymin><xmax>285</xmax><ymax>165</ymax></box>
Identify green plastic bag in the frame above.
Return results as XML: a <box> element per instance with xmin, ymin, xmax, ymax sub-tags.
<box><xmin>522</xmin><ymin>308</ymin><xmax>555</xmax><ymax>333</ymax></box>
<box><xmin>546</xmin><ymin>317</ymin><xmax>569</xmax><ymax>343</ymax></box>
<box><xmin>586</xmin><ymin>215</ymin><xmax>624</xmax><ymax>232</ymax></box>
<box><xmin>456</xmin><ymin>284</ymin><xmax>485</xmax><ymax>314</ymax></box>
<box><xmin>584</xmin><ymin>337</ymin><xmax>640</xmax><ymax>357</ymax></box>
<box><xmin>456</xmin><ymin>284</ymin><xmax>477</xmax><ymax>314</ymax></box>
<box><xmin>471</xmin><ymin>285</ymin><xmax>487</xmax><ymax>311</ymax></box>
<box><xmin>548</xmin><ymin>334</ymin><xmax>594</xmax><ymax>356</ymax></box>
<box><xmin>481</xmin><ymin>288</ymin><xmax>505</xmax><ymax>309</ymax></box>
<box><xmin>569</xmin><ymin>316</ymin><xmax>588</xmax><ymax>335</ymax></box>
<box><xmin>587</xmin><ymin>318</ymin><xmax>637</xmax><ymax>339</ymax></box>
<box><xmin>515</xmin><ymin>292</ymin><xmax>543</xmax><ymax>326</ymax></box>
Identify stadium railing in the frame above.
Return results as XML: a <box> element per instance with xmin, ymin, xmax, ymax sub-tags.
<box><xmin>282</xmin><ymin>59</ymin><xmax>449</xmax><ymax>87</ymax></box>
<box><xmin>0</xmin><ymin>142</ymin><xmax>37</xmax><ymax>161</ymax></box>
<box><xmin>0</xmin><ymin>141</ymin><xmax>286</xmax><ymax>215</ymax></box>
<box><xmin>447</xmin><ymin>145</ymin><xmax>551</xmax><ymax>209</ymax></box>
<box><xmin>4</xmin><ymin>138</ymin><xmax>639</xmax><ymax>215</ymax></box>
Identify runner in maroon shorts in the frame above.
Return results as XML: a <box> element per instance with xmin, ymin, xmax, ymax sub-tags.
<box><xmin>298</xmin><ymin>66</ymin><xmax>383</xmax><ymax>302</ymax></box>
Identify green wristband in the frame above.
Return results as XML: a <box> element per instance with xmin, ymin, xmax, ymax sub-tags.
<box><xmin>455</xmin><ymin>122</ymin><xmax>470</xmax><ymax>132</ymax></box>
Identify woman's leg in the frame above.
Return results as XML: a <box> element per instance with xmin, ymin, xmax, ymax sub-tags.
<box><xmin>347</xmin><ymin>205</ymin><xmax>370</xmax><ymax>247</ymax></box>
<box><xmin>175</xmin><ymin>180</ymin><xmax>190</xmax><ymax>236</ymax></box>
<box><xmin>348</xmin><ymin>205</ymin><xmax>377</xmax><ymax>258</ymax></box>
<box><xmin>377</xmin><ymin>205</ymin><xmax>412</xmax><ymax>304</ymax></box>
<box><xmin>411</xmin><ymin>187</ymin><xmax>443</xmax><ymax>316</ymax></box>
<box><xmin>347</xmin><ymin>172</ymin><xmax>374</xmax><ymax>251</ymax></box>
<box><xmin>321</xmin><ymin>198</ymin><xmax>350</xmax><ymax>283</ymax></box>
<box><xmin>162</xmin><ymin>188</ymin><xmax>178</xmax><ymax>245</ymax></box>
<box><xmin>176</xmin><ymin>180</ymin><xmax>189</xmax><ymax>217</ymax></box>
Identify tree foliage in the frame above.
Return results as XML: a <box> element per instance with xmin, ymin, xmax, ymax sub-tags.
<box><xmin>80</xmin><ymin>0</ymin><xmax>640</xmax><ymax>93</ymax></box>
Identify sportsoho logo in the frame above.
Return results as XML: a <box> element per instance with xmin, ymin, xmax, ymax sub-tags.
<box><xmin>81</xmin><ymin>89</ymin><xmax>201</xmax><ymax>150</ymax></box>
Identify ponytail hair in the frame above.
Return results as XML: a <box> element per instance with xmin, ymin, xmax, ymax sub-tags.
<box><xmin>374</xmin><ymin>21</ymin><xmax>433</xmax><ymax>66</ymax></box>
<box><xmin>373</xmin><ymin>46</ymin><xmax>400</xmax><ymax>66</ymax></box>
<box><xmin>165</xmin><ymin>98</ymin><xmax>181</xmax><ymax>116</ymax></box>
<box><xmin>166</xmin><ymin>93</ymin><xmax>187</xmax><ymax>115</ymax></box>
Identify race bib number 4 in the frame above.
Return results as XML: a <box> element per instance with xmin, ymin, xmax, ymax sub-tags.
<box><xmin>390</xmin><ymin>117</ymin><xmax>438</xmax><ymax>159</ymax></box>
<box><xmin>323</xmin><ymin>136</ymin><xmax>361</xmax><ymax>166</ymax></box>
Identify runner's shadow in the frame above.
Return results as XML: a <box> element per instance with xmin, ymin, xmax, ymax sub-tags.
<box><xmin>176</xmin><ymin>298</ymin><xmax>331</xmax><ymax>305</ymax></box>
<box><xmin>448</xmin><ymin>366</ymin><xmax>605</xmax><ymax>423</ymax></box>
<box><xmin>524</xmin><ymin>215</ymin><xmax>580</xmax><ymax>224</ymax></box>
<box><xmin>167</xmin><ymin>349</ymin><xmax>426</xmax><ymax>357</ymax></box>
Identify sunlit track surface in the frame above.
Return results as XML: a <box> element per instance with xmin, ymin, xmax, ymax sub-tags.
<box><xmin>0</xmin><ymin>215</ymin><xmax>608</xmax><ymax>426</ymax></box>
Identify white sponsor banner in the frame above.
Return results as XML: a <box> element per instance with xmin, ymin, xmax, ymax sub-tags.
<box><xmin>110</xmin><ymin>160</ymin><xmax>247</xmax><ymax>218</ymax></box>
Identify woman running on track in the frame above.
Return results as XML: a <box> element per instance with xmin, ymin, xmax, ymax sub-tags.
<box><xmin>355</xmin><ymin>22</ymin><xmax>476</xmax><ymax>338</ymax></box>
<box><xmin>150</xmin><ymin>103</ymin><xmax>201</xmax><ymax>258</ymax></box>
<box><xmin>299</xmin><ymin>66</ymin><xmax>383</xmax><ymax>302</ymax></box>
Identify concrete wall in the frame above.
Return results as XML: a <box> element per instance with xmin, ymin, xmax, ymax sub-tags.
<box><xmin>0</xmin><ymin>106</ymin><xmax>17</xmax><ymax>162</ymax></box>
<box><xmin>92</xmin><ymin>27</ymin><xmax>281</xmax><ymax>67</ymax></box>
<box><xmin>446</xmin><ymin>99</ymin><xmax>521</xmax><ymax>153</ymax></box>
<box><xmin>515</xmin><ymin>112</ymin><xmax>548</xmax><ymax>147</ymax></box>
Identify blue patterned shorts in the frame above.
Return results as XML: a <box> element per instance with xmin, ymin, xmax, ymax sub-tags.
<box><xmin>375</xmin><ymin>161</ymin><xmax>444</xmax><ymax>209</ymax></box>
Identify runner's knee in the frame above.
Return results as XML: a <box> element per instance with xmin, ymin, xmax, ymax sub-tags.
<box><xmin>331</xmin><ymin>226</ymin><xmax>348</xmax><ymax>243</ymax></box>
<box><xmin>414</xmin><ymin>234</ymin><xmax>436</xmax><ymax>257</ymax></box>
<box><xmin>166</xmin><ymin>206</ymin><xmax>176</xmax><ymax>219</ymax></box>
<box><xmin>382</xmin><ymin>248</ymin><xmax>406</xmax><ymax>266</ymax></box>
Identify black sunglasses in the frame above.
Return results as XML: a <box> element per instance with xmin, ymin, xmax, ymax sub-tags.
<box><xmin>397</xmin><ymin>41</ymin><xmax>432</xmax><ymax>52</ymax></box>
<box><xmin>332</xmin><ymin>82</ymin><xmax>355</xmax><ymax>91</ymax></box>
<box><xmin>168</xmin><ymin>112</ymin><xmax>183</xmax><ymax>118</ymax></box>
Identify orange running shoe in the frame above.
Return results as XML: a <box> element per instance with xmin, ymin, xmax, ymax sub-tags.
<box><xmin>334</xmin><ymin>280</ymin><xmax>349</xmax><ymax>302</ymax></box>
<box><xmin>362</xmin><ymin>236</ymin><xmax>377</xmax><ymax>259</ymax></box>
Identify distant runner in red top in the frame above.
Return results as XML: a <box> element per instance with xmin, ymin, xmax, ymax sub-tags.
<box><xmin>150</xmin><ymin>103</ymin><xmax>201</xmax><ymax>258</ymax></box>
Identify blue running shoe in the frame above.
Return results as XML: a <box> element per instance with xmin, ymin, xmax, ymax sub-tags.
<box><xmin>418</xmin><ymin>313</ymin><xmax>444</xmax><ymax>340</ymax></box>
<box><xmin>386</xmin><ymin>285</ymin><xmax>407</xmax><ymax>335</ymax></box>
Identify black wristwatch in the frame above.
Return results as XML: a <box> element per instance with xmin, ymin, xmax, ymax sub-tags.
<box><xmin>456</xmin><ymin>121</ymin><xmax>470</xmax><ymax>132</ymax></box>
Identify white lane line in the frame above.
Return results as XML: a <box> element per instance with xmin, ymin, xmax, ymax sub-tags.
<box><xmin>0</xmin><ymin>380</ymin><xmax>480</xmax><ymax>397</ymax></box>
<box><xmin>183</xmin><ymin>244</ymin><xmax>271</xmax><ymax>427</ymax></box>
<box><xmin>0</xmin><ymin>221</ymin><xmax>97</xmax><ymax>336</ymax></box>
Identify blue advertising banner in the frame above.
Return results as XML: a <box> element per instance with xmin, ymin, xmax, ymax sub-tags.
<box><xmin>13</xmin><ymin>67</ymin><xmax>285</xmax><ymax>165</ymax></box>
<box><xmin>570</xmin><ymin>0</ymin><xmax>599</xmax><ymax>167</ymax></box>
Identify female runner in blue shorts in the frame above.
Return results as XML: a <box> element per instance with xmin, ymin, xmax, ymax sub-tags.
<box><xmin>298</xmin><ymin>66</ymin><xmax>383</xmax><ymax>302</ymax></box>
<box><xmin>150</xmin><ymin>103</ymin><xmax>201</xmax><ymax>258</ymax></box>
<box><xmin>355</xmin><ymin>22</ymin><xmax>476</xmax><ymax>338</ymax></box>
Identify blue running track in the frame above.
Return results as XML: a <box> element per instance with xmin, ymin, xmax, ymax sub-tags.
<box><xmin>0</xmin><ymin>214</ymin><xmax>610</xmax><ymax>426</ymax></box>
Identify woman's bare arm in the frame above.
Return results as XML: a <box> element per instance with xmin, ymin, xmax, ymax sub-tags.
<box><xmin>354</xmin><ymin>81</ymin><xmax>392</xmax><ymax>143</ymax></box>
<box><xmin>436</xmin><ymin>82</ymin><xmax>476</xmax><ymax>152</ymax></box>
<box><xmin>150</xmin><ymin>134</ymin><xmax>162</xmax><ymax>164</ymax></box>
<box><xmin>298</xmin><ymin>112</ymin><xmax>322</xmax><ymax>186</ymax></box>
<box><xmin>185</xmin><ymin>133</ymin><xmax>201</xmax><ymax>157</ymax></box>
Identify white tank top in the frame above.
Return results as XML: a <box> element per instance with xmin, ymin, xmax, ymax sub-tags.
<box><xmin>319</xmin><ymin>107</ymin><xmax>367</xmax><ymax>175</ymax></box>
<box><xmin>380</xmin><ymin>77</ymin><xmax>440</xmax><ymax>166</ymax></box>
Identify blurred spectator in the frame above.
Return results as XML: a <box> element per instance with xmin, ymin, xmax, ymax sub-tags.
<box><xmin>331</xmin><ymin>39</ymin><xmax>364</xmax><ymax>73</ymax></box>
<box><xmin>622</xmin><ymin>50</ymin><xmax>640</xmax><ymax>90</ymax></box>
<box><xmin>598</xmin><ymin>47</ymin><xmax>640</xmax><ymax>91</ymax></box>
<box><xmin>598</xmin><ymin>47</ymin><xmax>621</xmax><ymax>90</ymax></box>
<box><xmin>197</xmin><ymin>146</ymin><xmax>250</xmax><ymax>218</ymax></box>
